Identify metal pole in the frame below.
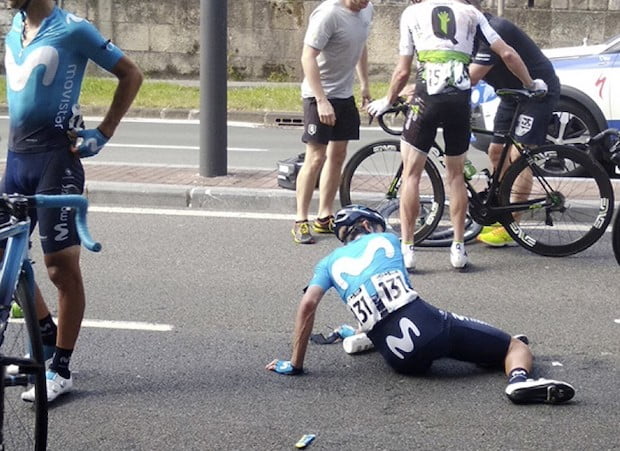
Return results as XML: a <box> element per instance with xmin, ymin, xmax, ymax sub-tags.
<box><xmin>497</xmin><ymin>0</ymin><xmax>504</xmax><ymax>16</ymax></box>
<box><xmin>200</xmin><ymin>0</ymin><xmax>227</xmax><ymax>177</ymax></box>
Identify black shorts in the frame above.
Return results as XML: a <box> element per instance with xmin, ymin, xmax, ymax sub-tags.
<box><xmin>367</xmin><ymin>298</ymin><xmax>511</xmax><ymax>374</ymax></box>
<box><xmin>302</xmin><ymin>96</ymin><xmax>361</xmax><ymax>145</ymax></box>
<box><xmin>492</xmin><ymin>88</ymin><xmax>560</xmax><ymax>146</ymax></box>
<box><xmin>0</xmin><ymin>147</ymin><xmax>85</xmax><ymax>254</ymax></box>
<box><xmin>402</xmin><ymin>90</ymin><xmax>471</xmax><ymax>156</ymax></box>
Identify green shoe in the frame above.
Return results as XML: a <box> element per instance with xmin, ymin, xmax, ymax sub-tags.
<box><xmin>10</xmin><ymin>302</ymin><xmax>24</xmax><ymax>319</ymax></box>
<box><xmin>480</xmin><ymin>222</ymin><xmax>502</xmax><ymax>235</ymax></box>
<box><xmin>477</xmin><ymin>227</ymin><xmax>515</xmax><ymax>247</ymax></box>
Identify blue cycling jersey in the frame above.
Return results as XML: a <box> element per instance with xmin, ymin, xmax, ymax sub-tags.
<box><xmin>4</xmin><ymin>6</ymin><xmax>124</xmax><ymax>151</ymax></box>
<box><xmin>309</xmin><ymin>233</ymin><xmax>419</xmax><ymax>331</ymax></box>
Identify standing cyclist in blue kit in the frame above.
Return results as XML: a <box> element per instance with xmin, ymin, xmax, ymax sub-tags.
<box><xmin>1</xmin><ymin>0</ymin><xmax>143</xmax><ymax>403</ymax></box>
<box><xmin>267</xmin><ymin>205</ymin><xmax>575</xmax><ymax>404</ymax></box>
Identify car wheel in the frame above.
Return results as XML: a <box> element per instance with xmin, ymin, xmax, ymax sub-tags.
<box><xmin>544</xmin><ymin>97</ymin><xmax>602</xmax><ymax>177</ymax></box>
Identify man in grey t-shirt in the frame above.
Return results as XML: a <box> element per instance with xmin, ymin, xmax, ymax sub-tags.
<box><xmin>292</xmin><ymin>0</ymin><xmax>374</xmax><ymax>245</ymax></box>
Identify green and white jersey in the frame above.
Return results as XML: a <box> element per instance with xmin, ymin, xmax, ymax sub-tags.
<box><xmin>399</xmin><ymin>0</ymin><xmax>499</xmax><ymax>94</ymax></box>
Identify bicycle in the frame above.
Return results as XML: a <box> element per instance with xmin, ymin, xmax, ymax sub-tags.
<box><xmin>0</xmin><ymin>194</ymin><xmax>101</xmax><ymax>451</ymax></box>
<box><xmin>340</xmin><ymin>89</ymin><xmax>616</xmax><ymax>257</ymax></box>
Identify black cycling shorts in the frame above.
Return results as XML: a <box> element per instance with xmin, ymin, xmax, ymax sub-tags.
<box><xmin>302</xmin><ymin>96</ymin><xmax>361</xmax><ymax>145</ymax></box>
<box><xmin>402</xmin><ymin>90</ymin><xmax>471</xmax><ymax>157</ymax></box>
<box><xmin>0</xmin><ymin>147</ymin><xmax>85</xmax><ymax>254</ymax></box>
<box><xmin>367</xmin><ymin>298</ymin><xmax>511</xmax><ymax>374</ymax></box>
<box><xmin>492</xmin><ymin>88</ymin><xmax>560</xmax><ymax>146</ymax></box>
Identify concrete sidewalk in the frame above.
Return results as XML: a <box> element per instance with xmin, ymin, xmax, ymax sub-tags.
<box><xmin>82</xmin><ymin>162</ymin><xmax>302</xmax><ymax>214</ymax></box>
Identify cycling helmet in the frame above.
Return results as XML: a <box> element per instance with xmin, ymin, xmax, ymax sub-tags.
<box><xmin>334</xmin><ymin>205</ymin><xmax>386</xmax><ymax>243</ymax></box>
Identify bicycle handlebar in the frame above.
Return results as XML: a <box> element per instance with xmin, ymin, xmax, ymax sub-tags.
<box><xmin>30</xmin><ymin>194</ymin><xmax>102</xmax><ymax>252</ymax></box>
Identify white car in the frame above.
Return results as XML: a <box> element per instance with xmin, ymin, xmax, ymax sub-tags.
<box><xmin>472</xmin><ymin>33</ymin><xmax>620</xmax><ymax>176</ymax></box>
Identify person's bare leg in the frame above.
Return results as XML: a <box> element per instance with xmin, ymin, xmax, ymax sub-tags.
<box><xmin>44</xmin><ymin>245</ymin><xmax>84</xmax><ymax>351</ymax></box>
<box><xmin>444</xmin><ymin>154</ymin><xmax>467</xmax><ymax>242</ymax></box>
<box><xmin>399</xmin><ymin>141</ymin><xmax>428</xmax><ymax>243</ymax></box>
<box><xmin>503</xmin><ymin>338</ymin><xmax>533</xmax><ymax>376</ymax></box>
<box><xmin>295</xmin><ymin>142</ymin><xmax>328</xmax><ymax>221</ymax></box>
<box><xmin>317</xmin><ymin>140</ymin><xmax>348</xmax><ymax>219</ymax></box>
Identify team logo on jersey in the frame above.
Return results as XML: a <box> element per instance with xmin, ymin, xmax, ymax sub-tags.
<box><xmin>308</xmin><ymin>124</ymin><xmax>317</xmax><ymax>135</ymax></box>
<box><xmin>432</xmin><ymin>7</ymin><xmax>458</xmax><ymax>45</ymax></box>
<box><xmin>5</xmin><ymin>46</ymin><xmax>59</xmax><ymax>91</ymax></box>
<box><xmin>385</xmin><ymin>317</ymin><xmax>421</xmax><ymax>359</ymax></box>
<box><xmin>515</xmin><ymin>114</ymin><xmax>534</xmax><ymax>137</ymax></box>
<box><xmin>331</xmin><ymin>236</ymin><xmax>395</xmax><ymax>289</ymax></box>
<box><xmin>66</xmin><ymin>13</ymin><xmax>86</xmax><ymax>24</ymax></box>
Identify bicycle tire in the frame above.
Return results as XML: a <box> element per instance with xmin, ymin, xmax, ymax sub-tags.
<box><xmin>612</xmin><ymin>209</ymin><xmax>620</xmax><ymax>265</ymax></box>
<box><xmin>339</xmin><ymin>140</ymin><xmax>445</xmax><ymax>243</ymax></box>
<box><xmin>1</xmin><ymin>268</ymin><xmax>48</xmax><ymax>451</ymax></box>
<box><xmin>498</xmin><ymin>144</ymin><xmax>614</xmax><ymax>257</ymax></box>
<box><xmin>417</xmin><ymin>211</ymin><xmax>484</xmax><ymax>247</ymax></box>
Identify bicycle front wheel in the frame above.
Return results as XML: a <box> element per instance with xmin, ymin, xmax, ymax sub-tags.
<box><xmin>339</xmin><ymin>140</ymin><xmax>445</xmax><ymax>243</ymax></box>
<box><xmin>1</xmin><ymin>269</ymin><xmax>48</xmax><ymax>451</ymax></box>
<box><xmin>498</xmin><ymin>144</ymin><xmax>614</xmax><ymax>256</ymax></box>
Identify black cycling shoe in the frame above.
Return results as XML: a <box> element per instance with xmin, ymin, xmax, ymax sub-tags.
<box><xmin>505</xmin><ymin>378</ymin><xmax>575</xmax><ymax>404</ymax></box>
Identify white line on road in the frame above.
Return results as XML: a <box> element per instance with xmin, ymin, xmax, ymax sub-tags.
<box><xmin>104</xmin><ymin>143</ymin><xmax>268</xmax><ymax>152</ymax></box>
<box><xmin>10</xmin><ymin>317</ymin><xmax>173</xmax><ymax>331</ymax></box>
<box><xmin>89</xmin><ymin>205</ymin><xmax>296</xmax><ymax>220</ymax></box>
<box><xmin>615</xmin><ymin>319</ymin><xmax>620</xmax><ymax>324</ymax></box>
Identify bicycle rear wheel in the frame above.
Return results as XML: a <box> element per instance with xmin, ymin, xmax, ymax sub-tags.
<box><xmin>1</xmin><ymin>268</ymin><xmax>48</xmax><ymax>451</ymax></box>
<box><xmin>339</xmin><ymin>140</ymin><xmax>445</xmax><ymax>243</ymax></box>
<box><xmin>498</xmin><ymin>144</ymin><xmax>614</xmax><ymax>256</ymax></box>
<box><xmin>417</xmin><ymin>210</ymin><xmax>484</xmax><ymax>247</ymax></box>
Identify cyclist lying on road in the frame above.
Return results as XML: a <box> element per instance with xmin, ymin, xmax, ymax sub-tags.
<box><xmin>266</xmin><ymin>205</ymin><xmax>575</xmax><ymax>404</ymax></box>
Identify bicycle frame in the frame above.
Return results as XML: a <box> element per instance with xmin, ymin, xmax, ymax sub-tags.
<box><xmin>0</xmin><ymin>219</ymin><xmax>32</xmax><ymax>317</ymax></box>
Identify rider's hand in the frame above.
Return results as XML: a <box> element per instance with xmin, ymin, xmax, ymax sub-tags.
<box><xmin>266</xmin><ymin>359</ymin><xmax>303</xmax><ymax>375</ymax></box>
<box><xmin>72</xmin><ymin>128</ymin><xmax>110</xmax><ymax>158</ymax></box>
<box><xmin>525</xmin><ymin>79</ymin><xmax>548</xmax><ymax>95</ymax></box>
<box><xmin>366</xmin><ymin>97</ymin><xmax>391</xmax><ymax>117</ymax></box>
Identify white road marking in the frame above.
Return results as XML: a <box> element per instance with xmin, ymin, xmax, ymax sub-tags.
<box><xmin>103</xmin><ymin>143</ymin><xmax>268</xmax><ymax>152</ymax></box>
<box><xmin>10</xmin><ymin>317</ymin><xmax>173</xmax><ymax>331</ymax></box>
<box><xmin>615</xmin><ymin>319</ymin><xmax>620</xmax><ymax>324</ymax></box>
<box><xmin>551</xmin><ymin>361</ymin><xmax>564</xmax><ymax>366</ymax></box>
<box><xmin>89</xmin><ymin>205</ymin><xmax>295</xmax><ymax>220</ymax></box>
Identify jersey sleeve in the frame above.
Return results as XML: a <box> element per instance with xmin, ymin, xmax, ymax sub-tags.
<box><xmin>308</xmin><ymin>256</ymin><xmax>334</xmax><ymax>292</ymax></box>
<box><xmin>475</xmin><ymin>10</ymin><xmax>500</xmax><ymax>47</ymax></box>
<box><xmin>303</xmin><ymin>5</ymin><xmax>336</xmax><ymax>51</ymax></box>
<box><xmin>398</xmin><ymin>7</ymin><xmax>415</xmax><ymax>56</ymax></box>
<box><xmin>72</xmin><ymin>19</ymin><xmax>124</xmax><ymax>72</ymax></box>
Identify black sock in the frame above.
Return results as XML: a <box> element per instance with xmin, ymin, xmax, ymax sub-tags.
<box><xmin>49</xmin><ymin>347</ymin><xmax>73</xmax><ymax>379</ymax></box>
<box><xmin>38</xmin><ymin>314</ymin><xmax>57</xmax><ymax>347</ymax></box>
<box><xmin>508</xmin><ymin>367</ymin><xmax>529</xmax><ymax>384</ymax></box>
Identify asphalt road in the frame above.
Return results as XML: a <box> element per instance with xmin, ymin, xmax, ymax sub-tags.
<box><xmin>25</xmin><ymin>206</ymin><xmax>619</xmax><ymax>450</ymax></box>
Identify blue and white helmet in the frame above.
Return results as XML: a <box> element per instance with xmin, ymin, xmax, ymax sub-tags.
<box><xmin>334</xmin><ymin>204</ymin><xmax>386</xmax><ymax>242</ymax></box>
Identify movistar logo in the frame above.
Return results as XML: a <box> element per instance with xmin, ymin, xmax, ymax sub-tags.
<box><xmin>5</xmin><ymin>46</ymin><xmax>59</xmax><ymax>92</ymax></box>
<box><xmin>386</xmin><ymin>317</ymin><xmax>420</xmax><ymax>359</ymax></box>
<box><xmin>331</xmin><ymin>236</ymin><xmax>395</xmax><ymax>289</ymax></box>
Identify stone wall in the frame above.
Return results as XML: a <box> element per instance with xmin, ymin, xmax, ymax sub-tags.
<box><xmin>0</xmin><ymin>0</ymin><xmax>618</xmax><ymax>81</ymax></box>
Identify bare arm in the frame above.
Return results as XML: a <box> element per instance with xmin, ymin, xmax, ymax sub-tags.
<box><xmin>356</xmin><ymin>44</ymin><xmax>371</xmax><ymax>107</ymax></box>
<box><xmin>385</xmin><ymin>55</ymin><xmax>414</xmax><ymax>104</ymax></box>
<box><xmin>301</xmin><ymin>44</ymin><xmax>335</xmax><ymax>126</ymax></box>
<box><xmin>97</xmin><ymin>55</ymin><xmax>143</xmax><ymax>138</ymax></box>
<box><xmin>469</xmin><ymin>63</ymin><xmax>493</xmax><ymax>87</ymax></box>
<box><xmin>290</xmin><ymin>285</ymin><xmax>325</xmax><ymax>369</ymax></box>
<box><xmin>489</xmin><ymin>39</ymin><xmax>534</xmax><ymax>89</ymax></box>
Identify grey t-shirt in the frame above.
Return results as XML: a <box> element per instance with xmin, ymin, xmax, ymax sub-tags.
<box><xmin>301</xmin><ymin>0</ymin><xmax>374</xmax><ymax>99</ymax></box>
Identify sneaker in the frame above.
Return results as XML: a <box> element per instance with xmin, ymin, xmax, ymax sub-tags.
<box><xmin>6</xmin><ymin>344</ymin><xmax>55</xmax><ymax>376</ymax></box>
<box><xmin>313</xmin><ymin>215</ymin><xmax>335</xmax><ymax>234</ymax></box>
<box><xmin>401</xmin><ymin>243</ymin><xmax>416</xmax><ymax>271</ymax></box>
<box><xmin>477</xmin><ymin>226</ymin><xmax>515</xmax><ymax>247</ymax></box>
<box><xmin>450</xmin><ymin>242</ymin><xmax>468</xmax><ymax>269</ymax></box>
<box><xmin>480</xmin><ymin>222</ymin><xmax>502</xmax><ymax>235</ymax></box>
<box><xmin>21</xmin><ymin>370</ymin><xmax>73</xmax><ymax>403</ymax></box>
<box><xmin>505</xmin><ymin>378</ymin><xmax>575</xmax><ymax>404</ymax></box>
<box><xmin>292</xmin><ymin>221</ymin><xmax>315</xmax><ymax>244</ymax></box>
